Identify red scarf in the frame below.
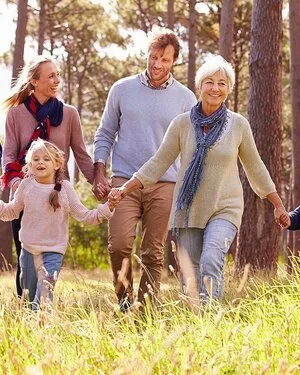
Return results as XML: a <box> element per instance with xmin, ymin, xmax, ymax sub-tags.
<box><xmin>1</xmin><ymin>95</ymin><xmax>63</xmax><ymax>188</ymax></box>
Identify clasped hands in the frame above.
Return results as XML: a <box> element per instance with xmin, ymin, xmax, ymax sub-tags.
<box><xmin>92</xmin><ymin>175</ymin><xmax>126</xmax><ymax>209</ymax></box>
<box><xmin>107</xmin><ymin>187</ymin><xmax>127</xmax><ymax>208</ymax></box>
<box><xmin>275</xmin><ymin>207</ymin><xmax>291</xmax><ymax>229</ymax></box>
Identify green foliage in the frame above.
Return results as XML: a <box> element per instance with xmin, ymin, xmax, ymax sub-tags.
<box><xmin>65</xmin><ymin>179</ymin><xmax>110</xmax><ymax>270</ymax></box>
<box><xmin>116</xmin><ymin>0</ymin><xmax>169</xmax><ymax>33</ymax></box>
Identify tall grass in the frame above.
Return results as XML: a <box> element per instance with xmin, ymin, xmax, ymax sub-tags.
<box><xmin>0</xmin><ymin>265</ymin><xmax>300</xmax><ymax>374</ymax></box>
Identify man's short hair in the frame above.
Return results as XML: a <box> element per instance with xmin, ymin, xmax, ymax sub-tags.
<box><xmin>148</xmin><ymin>26</ymin><xmax>180</xmax><ymax>61</ymax></box>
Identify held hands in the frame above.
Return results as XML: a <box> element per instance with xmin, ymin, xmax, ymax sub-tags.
<box><xmin>108</xmin><ymin>187</ymin><xmax>127</xmax><ymax>207</ymax></box>
<box><xmin>92</xmin><ymin>176</ymin><xmax>111</xmax><ymax>201</ymax></box>
<box><xmin>274</xmin><ymin>207</ymin><xmax>291</xmax><ymax>229</ymax></box>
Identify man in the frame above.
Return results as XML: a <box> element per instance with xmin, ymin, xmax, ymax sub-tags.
<box><xmin>93</xmin><ymin>26</ymin><xmax>197</xmax><ymax>311</ymax></box>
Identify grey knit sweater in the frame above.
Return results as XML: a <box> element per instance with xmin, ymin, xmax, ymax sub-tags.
<box><xmin>94</xmin><ymin>73</ymin><xmax>197</xmax><ymax>181</ymax></box>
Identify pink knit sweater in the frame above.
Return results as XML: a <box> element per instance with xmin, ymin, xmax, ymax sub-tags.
<box><xmin>3</xmin><ymin>103</ymin><xmax>94</xmax><ymax>186</ymax></box>
<box><xmin>0</xmin><ymin>178</ymin><xmax>113</xmax><ymax>255</ymax></box>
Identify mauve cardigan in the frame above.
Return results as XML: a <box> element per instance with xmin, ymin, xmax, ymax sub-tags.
<box><xmin>3</xmin><ymin>103</ymin><xmax>94</xmax><ymax>186</ymax></box>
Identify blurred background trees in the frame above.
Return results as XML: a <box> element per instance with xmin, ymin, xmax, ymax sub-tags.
<box><xmin>0</xmin><ymin>0</ymin><xmax>295</xmax><ymax>273</ymax></box>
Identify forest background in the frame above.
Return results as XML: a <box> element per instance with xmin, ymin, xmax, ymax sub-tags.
<box><xmin>0</xmin><ymin>0</ymin><xmax>299</xmax><ymax>277</ymax></box>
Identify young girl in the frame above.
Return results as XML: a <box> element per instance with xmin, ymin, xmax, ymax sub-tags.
<box><xmin>0</xmin><ymin>139</ymin><xmax>114</xmax><ymax>310</ymax></box>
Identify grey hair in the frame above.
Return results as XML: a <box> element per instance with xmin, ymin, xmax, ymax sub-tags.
<box><xmin>195</xmin><ymin>55</ymin><xmax>235</xmax><ymax>94</ymax></box>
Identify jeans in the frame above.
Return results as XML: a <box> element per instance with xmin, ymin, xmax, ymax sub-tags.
<box><xmin>177</xmin><ymin>219</ymin><xmax>237</xmax><ymax>304</ymax></box>
<box><xmin>19</xmin><ymin>249</ymin><xmax>63</xmax><ymax>310</ymax></box>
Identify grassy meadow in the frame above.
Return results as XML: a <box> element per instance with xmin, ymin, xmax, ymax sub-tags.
<box><xmin>1</xmin><ymin>264</ymin><xmax>300</xmax><ymax>375</ymax></box>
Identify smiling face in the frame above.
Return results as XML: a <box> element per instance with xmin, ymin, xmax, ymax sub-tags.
<box><xmin>31</xmin><ymin>61</ymin><xmax>61</xmax><ymax>104</ymax></box>
<box><xmin>30</xmin><ymin>147</ymin><xmax>59</xmax><ymax>184</ymax></box>
<box><xmin>200</xmin><ymin>70</ymin><xmax>229</xmax><ymax>115</ymax></box>
<box><xmin>147</xmin><ymin>44</ymin><xmax>176</xmax><ymax>88</ymax></box>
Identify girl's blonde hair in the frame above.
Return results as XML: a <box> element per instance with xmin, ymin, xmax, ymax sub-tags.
<box><xmin>2</xmin><ymin>56</ymin><xmax>54</xmax><ymax>110</ymax></box>
<box><xmin>25</xmin><ymin>139</ymin><xmax>65</xmax><ymax>212</ymax></box>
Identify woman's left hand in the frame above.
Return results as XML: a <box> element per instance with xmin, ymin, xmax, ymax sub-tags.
<box><xmin>274</xmin><ymin>207</ymin><xmax>290</xmax><ymax>228</ymax></box>
<box><xmin>266</xmin><ymin>192</ymin><xmax>289</xmax><ymax>229</ymax></box>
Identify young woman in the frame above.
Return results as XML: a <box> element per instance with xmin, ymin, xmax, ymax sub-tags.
<box><xmin>1</xmin><ymin>55</ymin><xmax>94</xmax><ymax>297</ymax></box>
<box><xmin>0</xmin><ymin>139</ymin><xmax>114</xmax><ymax>310</ymax></box>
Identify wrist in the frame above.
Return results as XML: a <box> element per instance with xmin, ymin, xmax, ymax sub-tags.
<box><xmin>274</xmin><ymin>203</ymin><xmax>285</xmax><ymax>210</ymax></box>
<box><xmin>119</xmin><ymin>186</ymin><xmax>128</xmax><ymax>197</ymax></box>
<box><xmin>94</xmin><ymin>162</ymin><xmax>106</xmax><ymax>177</ymax></box>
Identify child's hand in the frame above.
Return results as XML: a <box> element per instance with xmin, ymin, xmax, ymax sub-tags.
<box><xmin>108</xmin><ymin>187</ymin><xmax>127</xmax><ymax>208</ymax></box>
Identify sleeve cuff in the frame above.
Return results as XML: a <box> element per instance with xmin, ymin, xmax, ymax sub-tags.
<box><xmin>98</xmin><ymin>202</ymin><xmax>114</xmax><ymax>220</ymax></box>
<box><xmin>94</xmin><ymin>159</ymin><xmax>106</xmax><ymax>166</ymax></box>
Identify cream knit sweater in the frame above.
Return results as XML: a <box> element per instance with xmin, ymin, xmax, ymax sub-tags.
<box><xmin>134</xmin><ymin>110</ymin><xmax>276</xmax><ymax>229</ymax></box>
<box><xmin>0</xmin><ymin>178</ymin><xmax>113</xmax><ymax>254</ymax></box>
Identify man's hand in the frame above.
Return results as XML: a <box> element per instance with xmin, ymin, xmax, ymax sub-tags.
<box><xmin>92</xmin><ymin>162</ymin><xmax>111</xmax><ymax>200</ymax></box>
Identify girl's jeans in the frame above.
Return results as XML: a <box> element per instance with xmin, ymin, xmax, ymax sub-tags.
<box><xmin>19</xmin><ymin>249</ymin><xmax>63</xmax><ymax>310</ymax></box>
<box><xmin>177</xmin><ymin>219</ymin><xmax>237</xmax><ymax>304</ymax></box>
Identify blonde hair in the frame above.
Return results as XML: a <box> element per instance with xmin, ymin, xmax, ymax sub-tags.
<box><xmin>25</xmin><ymin>139</ymin><xmax>65</xmax><ymax>212</ymax></box>
<box><xmin>2</xmin><ymin>56</ymin><xmax>54</xmax><ymax>110</ymax></box>
<box><xmin>195</xmin><ymin>55</ymin><xmax>235</xmax><ymax>96</ymax></box>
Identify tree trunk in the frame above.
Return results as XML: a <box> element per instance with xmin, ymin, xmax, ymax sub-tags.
<box><xmin>2</xmin><ymin>0</ymin><xmax>28</xmax><ymax>269</ymax></box>
<box><xmin>167</xmin><ymin>0</ymin><xmax>174</xmax><ymax>30</ymax></box>
<box><xmin>219</xmin><ymin>0</ymin><xmax>236</xmax><ymax>257</ymax></box>
<box><xmin>12</xmin><ymin>0</ymin><xmax>28</xmax><ymax>82</ymax></box>
<box><xmin>0</xmin><ymin>190</ymin><xmax>12</xmax><ymax>270</ymax></box>
<box><xmin>289</xmin><ymin>0</ymin><xmax>300</xmax><ymax>261</ymax></box>
<box><xmin>236</xmin><ymin>0</ymin><xmax>283</xmax><ymax>272</ymax></box>
<box><xmin>38</xmin><ymin>0</ymin><xmax>46</xmax><ymax>54</ymax></box>
<box><xmin>218</xmin><ymin>0</ymin><xmax>235</xmax><ymax>62</ymax></box>
<box><xmin>188</xmin><ymin>0</ymin><xmax>196</xmax><ymax>93</ymax></box>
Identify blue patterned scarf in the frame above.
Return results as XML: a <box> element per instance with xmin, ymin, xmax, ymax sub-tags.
<box><xmin>176</xmin><ymin>102</ymin><xmax>228</xmax><ymax>226</ymax></box>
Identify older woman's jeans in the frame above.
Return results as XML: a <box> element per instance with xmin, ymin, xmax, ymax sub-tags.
<box><xmin>177</xmin><ymin>219</ymin><xmax>237</xmax><ymax>304</ymax></box>
<box><xmin>19</xmin><ymin>249</ymin><xmax>63</xmax><ymax>311</ymax></box>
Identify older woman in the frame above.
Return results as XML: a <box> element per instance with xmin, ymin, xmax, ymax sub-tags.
<box><xmin>107</xmin><ymin>55</ymin><xmax>288</xmax><ymax>304</ymax></box>
<box><xmin>1</xmin><ymin>55</ymin><xmax>94</xmax><ymax>297</ymax></box>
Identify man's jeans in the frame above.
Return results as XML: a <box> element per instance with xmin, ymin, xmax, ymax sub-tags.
<box><xmin>19</xmin><ymin>249</ymin><xmax>63</xmax><ymax>310</ymax></box>
<box><xmin>177</xmin><ymin>219</ymin><xmax>237</xmax><ymax>304</ymax></box>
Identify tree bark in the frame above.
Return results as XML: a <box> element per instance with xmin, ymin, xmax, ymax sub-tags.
<box><xmin>219</xmin><ymin>0</ymin><xmax>235</xmax><ymax>62</ymax></box>
<box><xmin>167</xmin><ymin>0</ymin><xmax>174</xmax><ymax>30</ymax></box>
<box><xmin>1</xmin><ymin>0</ymin><xmax>28</xmax><ymax>269</ymax></box>
<box><xmin>188</xmin><ymin>0</ymin><xmax>196</xmax><ymax>93</ymax></box>
<box><xmin>236</xmin><ymin>0</ymin><xmax>283</xmax><ymax>272</ymax></box>
<box><xmin>38</xmin><ymin>0</ymin><xmax>46</xmax><ymax>54</ymax></box>
<box><xmin>12</xmin><ymin>0</ymin><xmax>28</xmax><ymax>82</ymax></box>
<box><xmin>289</xmin><ymin>0</ymin><xmax>300</xmax><ymax>262</ymax></box>
<box><xmin>0</xmin><ymin>190</ymin><xmax>12</xmax><ymax>270</ymax></box>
